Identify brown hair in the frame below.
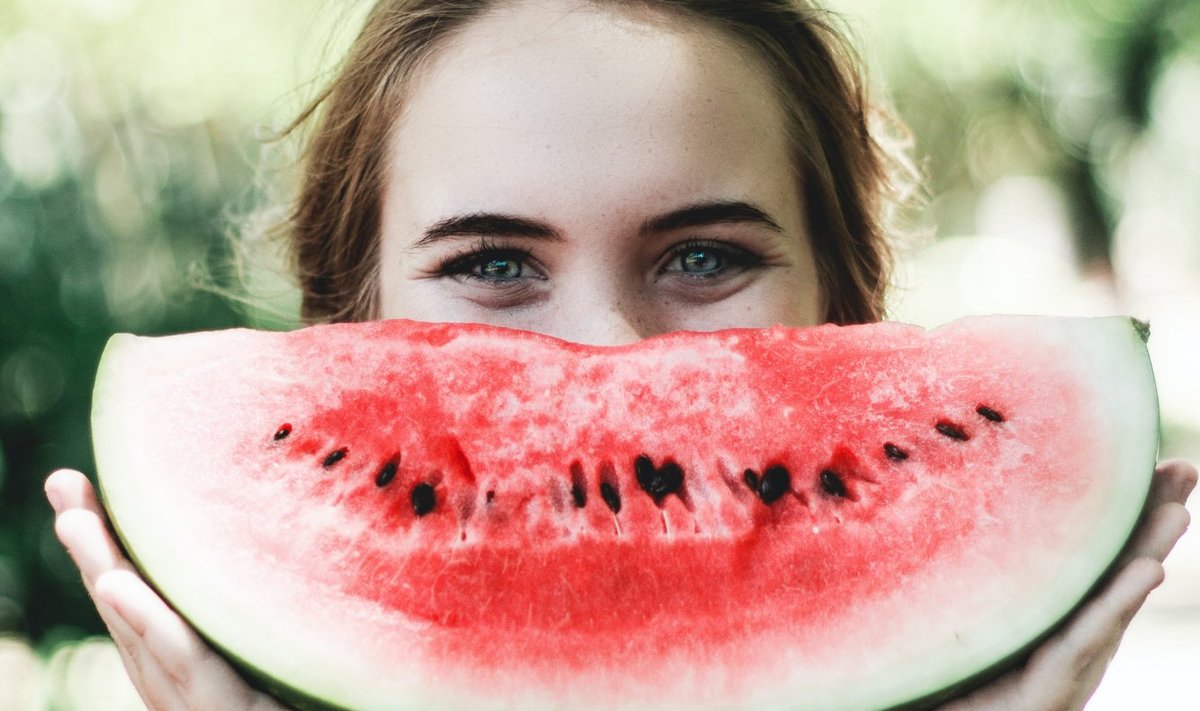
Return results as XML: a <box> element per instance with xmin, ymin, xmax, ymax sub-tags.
<box><xmin>282</xmin><ymin>0</ymin><xmax>917</xmax><ymax>324</ymax></box>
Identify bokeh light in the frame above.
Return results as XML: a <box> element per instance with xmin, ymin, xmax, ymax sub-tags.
<box><xmin>3</xmin><ymin>0</ymin><xmax>1197</xmax><ymax>708</ymax></box>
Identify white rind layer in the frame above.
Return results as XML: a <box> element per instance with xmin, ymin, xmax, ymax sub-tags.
<box><xmin>91</xmin><ymin>315</ymin><xmax>1158</xmax><ymax>711</ymax></box>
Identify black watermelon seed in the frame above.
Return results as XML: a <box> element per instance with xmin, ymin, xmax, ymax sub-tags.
<box><xmin>411</xmin><ymin>483</ymin><xmax>436</xmax><ymax>516</ymax></box>
<box><xmin>599</xmin><ymin>482</ymin><xmax>622</xmax><ymax>514</ymax></box>
<box><xmin>273</xmin><ymin>424</ymin><xmax>292</xmax><ymax>441</ymax></box>
<box><xmin>635</xmin><ymin>455</ymin><xmax>683</xmax><ymax>499</ymax></box>
<box><xmin>976</xmin><ymin>405</ymin><xmax>1005</xmax><ymax>423</ymax></box>
<box><xmin>758</xmin><ymin>466</ymin><xmax>791</xmax><ymax>505</ymax></box>
<box><xmin>634</xmin><ymin>455</ymin><xmax>655</xmax><ymax>484</ymax></box>
<box><xmin>883</xmin><ymin>443</ymin><xmax>909</xmax><ymax>462</ymax></box>
<box><xmin>486</xmin><ymin>489</ymin><xmax>496</xmax><ymax>504</ymax></box>
<box><xmin>569</xmin><ymin>462</ymin><xmax>587</xmax><ymax>508</ymax></box>
<box><xmin>935</xmin><ymin>421</ymin><xmax>969</xmax><ymax>441</ymax></box>
<box><xmin>820</xmin><ymin>470</ymin><xmax>848</xmax><ymax>498</ymax></box>
<box><xmin>743</xmin><ymin>469</ymin><xmax>760</xmax><ymax>491</ymax></box>
<box><xmin>657</xmin><ymin>461</ymin><xmax>684</xmax><ymax>495</ymax></box>
<box><xmin>570</xmin><ymin>482</ymin><xmax>587</xmax><ymax>508</ymax></box>
<box><xmin>322</xmin><ymin>448</ymin><xmax>348</xmax><ymax>468</ymax></box>
<box><xmin>375</xmin><ymin>459</ymin><xmax>398</xmax><ymax>487</ymax></box>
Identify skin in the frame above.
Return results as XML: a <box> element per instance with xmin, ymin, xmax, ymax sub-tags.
<box><xmin>377</xmin><ymin>0</ymin><xmax>822</xmax><ymax>340</ymax></box>
<box><xmin>46</xmin><ymin>1</ymin><xmax>1196</xmax><ymax>709</ymax></box>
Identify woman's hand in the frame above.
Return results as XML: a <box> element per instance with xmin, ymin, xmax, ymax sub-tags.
<box><xmin>45</xmin><ymin>469</ymin><xmax>288</xmax><ymax>711</ymax></box>
<box><xmin>941</xmin><ymin>459</ymin><xmax>1196</xmax><ymax>711</ymax></box>
<box><xmin>47</xmin><ymin>461</ymin><xmax>1195</xmax><ymax>711</ymax></box>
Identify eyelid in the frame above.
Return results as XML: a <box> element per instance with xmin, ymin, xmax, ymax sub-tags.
<box><xmin>437</xmin><ymin>237</ymin><xmax>544</xmax><ymax>283</ymax></box>
<box><xmin>659</xmin><ymin>238</ymin><xmax>762</xmax><ymax>275</ymax></box>
<box><xmin>444</xmin><ymin>236</ymin><xmax>523</xmax><ymax>261</ymax></box>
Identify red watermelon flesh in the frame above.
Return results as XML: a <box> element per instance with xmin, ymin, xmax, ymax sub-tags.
<box><xmin>91</xmin><ymin>315</ymin><xmax>1158</xmax><ymax>711</ymax></box>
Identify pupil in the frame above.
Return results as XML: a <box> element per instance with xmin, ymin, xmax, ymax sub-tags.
<box><xmin>481</xmin><ymin>258</ymin><xmax>519</xmax><ymax>279</ymax></box>
<box><xmin>682</xmin><ymin>250</ymin><xmax>719</xmax><ymax>273</ymax></box>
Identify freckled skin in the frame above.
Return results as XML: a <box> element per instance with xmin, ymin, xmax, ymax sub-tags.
<box><xmin>42</xmin><ymin>0</ymin><xmax>1196</xmax><ymax>709</ymax></box>
<box><xmin>377</xmin><ymin>0</ymin><xmax>822</xmax><ymax>344</ymax></box>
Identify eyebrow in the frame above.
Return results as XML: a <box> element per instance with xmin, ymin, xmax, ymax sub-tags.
<box><xmin>413</xmin><ymin>200</ymin><xmax>782</xmax><ymax>248</ymax></box>
<box><xmin>639</xmin><ymin>200</ymin><xmax>783</xmax><ymax>235</ymax></box>
<box><xmin>415</xmin><ymin>213</ymin><xmax>563</xmax><ymax>248</ymax></box>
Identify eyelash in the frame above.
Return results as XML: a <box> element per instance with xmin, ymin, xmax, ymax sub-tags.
<box><xmin>661</xmin><ymin>239</ymin><xmax>762</xmax><ymax>277</ymax></box>
<box><xmin>438</xmin><ymin>238</ymin><xmax>538</xmax><ymax>284</ymax></box>
<box><xmin>435</xmin><ymin>237</ymin><xmax>763</xmax><ymax>284</ymax></box>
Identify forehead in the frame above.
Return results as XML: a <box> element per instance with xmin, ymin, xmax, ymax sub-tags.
<box><xmin>387</xmin><ymin>0</ymin><xmax>798</xmax><ymax>223</ymax></box>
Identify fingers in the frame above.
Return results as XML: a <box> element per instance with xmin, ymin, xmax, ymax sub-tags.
<box><xmin>45</xmin><ymin>468</ymin><xmax>98</xmax><ymax>516</ymax></box>
<box><xmin>104</xmin><ymin>604</ymin><xmax>189</xmax><ymax>711</ymax></box>
<box><xmin>940</xmin><ymin>556</ymin><xmax>1168</xmax><ymax>711</ymax></box>
<box><xmin>46</xmin><ymin>470</ymin><xmax>288</xmax><ymax>710</ymax></box>
<box><xmin>1120</xmin><ymin>460</ymin><xmax>1195</xmax><ymax>567</ymax></box>
<box><xmin>53</xmin><ymin>507</ymin><xmax>136</xmax><ymax>587</ymax></box>
<box><xmin>48</xmin><ymin>471</ymin><xmax>137</xmax><ymax>638</ymax></box>
<box><xmin>1018</xmin><ymin>557</ymin><xmax>1164</xmax><ymax>711</ymax></box>
<box><xmin>1125</xmin><ymin>502</ymin><xmax>1191</xmax><ymax>563</ymax></box>
<box><xmin>98</xmin><ymin>571</ymin><xmax>202</xmax><ymax>688</ymax></box>
<box><xmin>1146</xmin><ymin>459</ymin><xmax>1198</xmax><ymax>510</ymax></box>
<box><xmin>97</xmin><ymin>570</ymin><xmax>284</xmax><ymax>710</ymax></box>
<box><xmin>99</xmin><ymin>569</ymin><xmax>249</xmax><ymax>703</ymax></box>
<box><xmin>46</xmin><ymin>471</ymin><xmax>181</xmax><ymax>710</ymax></box>
<box><xmin>1057</xmin><ymin>557</ymin><xmax>1163</xmax><ymax>667</ymax></box>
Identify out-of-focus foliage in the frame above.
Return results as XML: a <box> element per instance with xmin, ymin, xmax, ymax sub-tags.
<box><xmin>0</xmin><ymin>0</ymin><xmax>349</xmax><ymax>657</ymax></box>
<box><xmin>834</xmin><ymin>0</ymin><xmax>1200</xmax><ymax>458</ymax></box>
<box><xmin>838</xmin><ymin>0</ymin><xmax>1200</xmax><ymax>268</ymax></box>
<box><xmin>2</xmin><ymin>0</ymin><xmax>1198</xmax><ymax>706</ymax></box>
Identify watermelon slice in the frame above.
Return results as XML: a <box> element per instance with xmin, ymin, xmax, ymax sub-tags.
<box><xmin>91</xmin><ymin>315</ymin><xmax>1158</xmax><ymax>711</ymax></box>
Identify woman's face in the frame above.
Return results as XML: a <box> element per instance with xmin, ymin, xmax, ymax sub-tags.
<box><xmin>378</xmin><ymin>0</ymin><xmax>821</xmax><ymax>345</ymax></box>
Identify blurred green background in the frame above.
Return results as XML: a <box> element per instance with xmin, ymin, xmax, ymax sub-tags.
<box><xmin>1</xmin><ymin>0</ymin><xmax>1197</xmax><ymax>708</ymax></box>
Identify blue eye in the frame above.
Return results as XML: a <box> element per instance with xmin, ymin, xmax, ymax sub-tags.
<box><xmin>441</xmin><ymin>245</ymin><xmax>534</xmax><ymax>284</ymax></box>
<box><xmin>478</xmin><ymin>257</ymin><xmax>523</xmax><ymax>280</ymax></box>
<box><xmin>679</xmin><ymin>248</ymin><xmax>722</xmax><ymax>275</ymax></box>
<box><xmin>664</xmin><ymin>240</ymin><xmax>759</xmax><ymax>279</ymax></box>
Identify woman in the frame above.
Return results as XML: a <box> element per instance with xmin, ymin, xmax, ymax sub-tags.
<box><xmin>47</xmin><ymin>0</ymin><xmax>1196</xmax><ymax>708</ymax></box>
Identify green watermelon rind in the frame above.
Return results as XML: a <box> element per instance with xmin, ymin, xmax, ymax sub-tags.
<box><xmin>91</xmin><ymin>315</ymin><xmax>1159</xmax><ymax>711</ymax></box>
<box><xmin>885</xmin><ymin>316</ymin><xmax>1159</xmax><ymax>710</ymax></box>
<box><xmin>93</xmin><ymin>363</ymin><xmax>355</xmax><ymax>710</ymax></box>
